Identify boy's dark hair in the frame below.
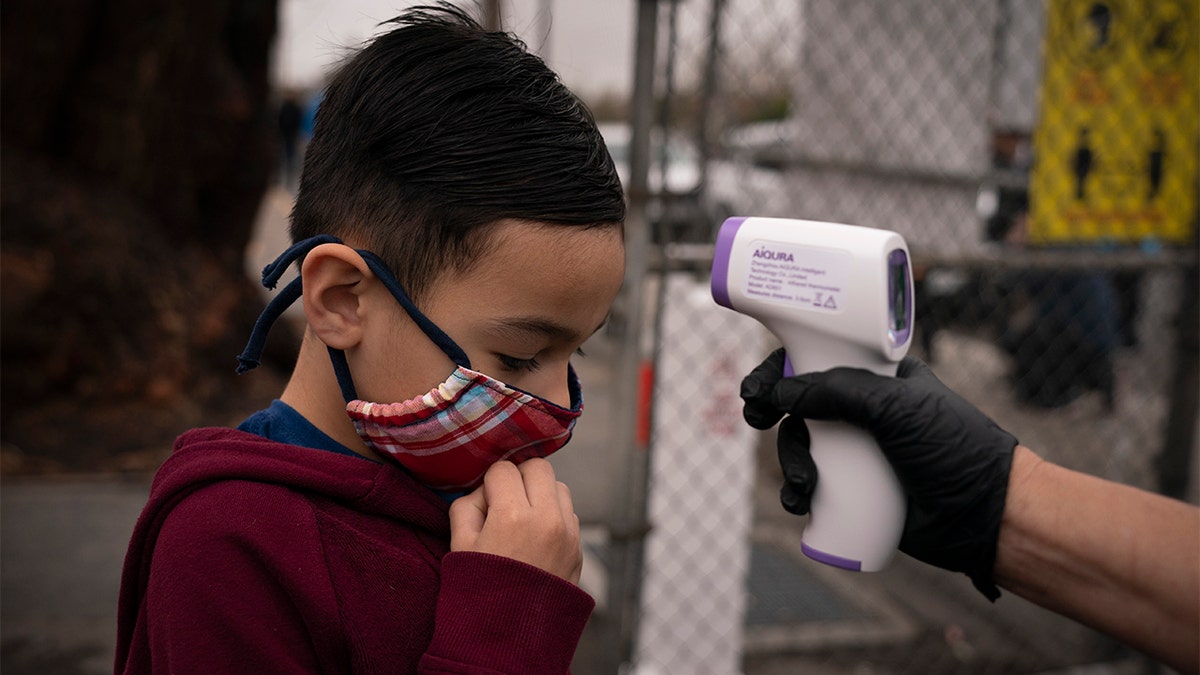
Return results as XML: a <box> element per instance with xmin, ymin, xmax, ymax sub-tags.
<box><xmin>291</xmin><ymin>3</ymin><xmax>625</xmax><ymax>300</ymax></box>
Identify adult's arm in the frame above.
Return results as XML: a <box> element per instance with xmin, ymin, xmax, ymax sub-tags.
<box><xmin>741</xmin><ymin>349</ymin><xmax>1200</xmax><ymax>673</ymax></box>
<box><xmin>997</xmin><ymin>446</ymin><xmax>1199</xmax><ymax>674</ymax></box>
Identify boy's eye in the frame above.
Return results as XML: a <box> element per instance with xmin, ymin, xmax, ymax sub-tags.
<box><xmin>497</xmin><ymin>354</ymin><xmax>541</xmax><ymax>373</ymax></box>
<box><xmin>495</xmin><ymin>348</ymin><xmax>587</xmax><ymax>374</ymax></box>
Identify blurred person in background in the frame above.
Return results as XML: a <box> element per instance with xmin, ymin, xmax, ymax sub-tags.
<box><xmin>742</xmin><ymin>349</ymin><xmax>1199</xmax><ymax>675</ymax></box>
<box><xmin>276</xmin><ymin>91</ymin><xmax>303</xmax><ymax>188</ymax></box>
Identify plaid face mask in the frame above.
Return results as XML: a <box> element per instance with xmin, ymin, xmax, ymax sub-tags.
<box><xmin>235</xmin><ymin>235</ymin><xmax>584</xmax><ymax>492</ymax></box>
<box><xmin>345</xmin><ymin>365</ymin><xmax>582</xmax><ymax>491</ymax></box>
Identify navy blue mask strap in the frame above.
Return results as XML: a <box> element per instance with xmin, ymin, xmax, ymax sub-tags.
<box><xmin>236</xmin><ymin>234</ymin><xmax>342</xmax><ymax>374</ymax></box>
<box><xmin>327</xmin><ymin>346</ymin><xmax>359</xmax><ymax>402</ymax></box>
<box><xmin>236</xmin><ymin>234</ymin><xmax>472</xmax><ymax>405</ymax></box>
<box><xmin>566</xmin><ymin>363</ymin><xmax>584</xmax><ymax>412</ymax></box>
<box><xmin>355</xmin><ymin>250</ymin><xmax>471</xmax><ymax>369</ymax></box>
<box><xmin>261</xmin><ymin>234</ymin><xmax>341</xmax><ymax>289</ymax></box>
<box><xmin>236</xmin><ymin>275</ymin><xmax>302</xmax><ymax>373</ymax></box>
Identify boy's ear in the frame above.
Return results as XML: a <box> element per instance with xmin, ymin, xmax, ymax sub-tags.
<box><xmin>300</xmin><ymin>243</ymin><xmax>372</xmax><ymax>350</ymax></box>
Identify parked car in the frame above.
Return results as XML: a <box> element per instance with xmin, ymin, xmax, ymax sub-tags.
<box><xmin>600</xmin><ymin>123</ymin><xmax>736</xmax><ymax>244</ymax></box>
<box><xmin>598</xmin><ymin>121</ymin><xmax>793</xmax><ymax>244</ymax></box>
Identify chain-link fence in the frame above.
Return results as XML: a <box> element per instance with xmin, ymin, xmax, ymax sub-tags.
<box><xmin>598</xmin><ymin>0</ymin><xmax>1199</xmax><ymax>673</ymax></box>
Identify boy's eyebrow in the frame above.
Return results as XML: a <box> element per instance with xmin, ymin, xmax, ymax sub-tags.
<box><xmin>485</xmin><ymin>316</ymin><xmax>609</xmax><ymax>343</ymax></box>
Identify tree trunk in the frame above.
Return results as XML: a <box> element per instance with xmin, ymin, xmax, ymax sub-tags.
<box><xmin>1</xmin><ymin>0</ymin><xmax>286</xmax><ymax>471</ymax></box>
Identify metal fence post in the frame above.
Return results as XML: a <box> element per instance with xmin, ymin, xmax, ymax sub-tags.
<box><xmin>1159</xmin><ymin>252</ymin><xmax>1199</xmax><ymax>500</ymax></box>
<box><xmin>605</xmin><ymin>0</ymin><xmax>660</xmax><ymax>671</ymax></box>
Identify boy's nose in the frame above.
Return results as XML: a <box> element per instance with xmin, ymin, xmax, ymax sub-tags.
<box><xmin>534</xmin><ymin>365</ymin><xmax>573</xmax><ymax>410</ymax></box>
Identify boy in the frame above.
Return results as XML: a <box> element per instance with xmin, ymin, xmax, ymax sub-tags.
<box><xmin>115</xmin><ymin>5</ymin><xmax>626</xmax><ymax>673</ymax></box>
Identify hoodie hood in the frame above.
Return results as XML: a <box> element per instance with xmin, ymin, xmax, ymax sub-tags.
<box><xmin>139</xmin><ymin>427</ymin><xmax>450</xmax><ymax>527</ymax></box>
<box><xmin>115</xmin><ymin>427</ymin><xmax>451</xmax><ymax>671</ymax></box>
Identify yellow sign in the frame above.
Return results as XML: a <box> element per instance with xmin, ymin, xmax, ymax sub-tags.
<box><xmin>1030</xmin><ymin>0</ymin><xmax>1198</xmax><ymax>245</ymax></box>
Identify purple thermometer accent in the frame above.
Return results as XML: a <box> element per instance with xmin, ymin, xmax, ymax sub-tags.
<box><xmin>801</xmin><ymin>542</ymin><xmax>863</xmax><ymax>572</ymax></box>
<box><xmin>783</xmin><ymin>353</ymin><xmax>795</xmax><ymax>378</ymax></box>
<box><xmin>710</xmin><ymin>217</ymin><xmax>747</xmax><ymax>309</ymax></box>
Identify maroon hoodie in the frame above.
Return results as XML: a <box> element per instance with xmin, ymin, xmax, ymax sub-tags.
<box><xmin>115</xmin><ymin>428</ymin><xmax>594</xmax><ymax>674</ymax></box>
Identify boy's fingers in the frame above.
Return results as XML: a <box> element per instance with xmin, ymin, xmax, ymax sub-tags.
<box><xmin>481</xmin><ymin>461</ymin><xmax>527</xmax><ymax>509</ymax></box>
<box><xmin>554</xmin><ymin>479</ymin><xmax>583</xmax><ymax>585</ymax></box>
<box><xmin>516</xmin><ymin>458</ymin><xmax>558</xmax><ymax>506</ymax></box>
<box><xmin>555</xmin><ymin>480</ymin><xmax>576</xmax><ymax>523</ymax></box>
<box><xmin>448</xmin><ymin>487</ymin><xmax>487</xmax><ymax>552</ymax></box>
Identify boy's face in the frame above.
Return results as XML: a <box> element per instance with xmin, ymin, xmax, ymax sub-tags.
<box><xmin>360</xmin><ymin>219</ymin><xmax>625</xmax><ymax>408</ymax></box>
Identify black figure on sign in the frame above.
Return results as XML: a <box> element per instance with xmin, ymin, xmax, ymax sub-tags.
<box><xmin>1085</xmin><ymin>2</ymin><xmax>1112</xmax><ymax>51</ymax></box>
<box><xmin>1072</xmin><ymin>127</ymin><xmax>1094</xmax><ymax>201</ymax></box>
<box><xmin>1147</xmin><ymin>128</ymin><xmax>1164</xmax><ymax>200</ymax></box>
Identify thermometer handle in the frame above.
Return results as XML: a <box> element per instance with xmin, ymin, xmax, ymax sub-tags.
<box><xmin>800</xmin><ymin>420</ymin><xmax>907</xmax><ymax>572</ymax></box>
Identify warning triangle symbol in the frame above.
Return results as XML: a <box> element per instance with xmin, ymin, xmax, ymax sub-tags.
<box><xmin>823</xmin><ymin>296</ymin><xmax>837</xmax><ymax>309</ymax></box>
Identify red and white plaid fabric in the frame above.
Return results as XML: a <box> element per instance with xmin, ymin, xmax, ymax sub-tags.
<box><xmin>347</xmin><ymin>367</ymin><xmax>582</xmax><ymax>492</ymax></box>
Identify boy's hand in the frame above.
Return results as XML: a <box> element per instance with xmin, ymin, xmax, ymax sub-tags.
<box><xmin>449</xmin><ymin>459</ymin><xmax>583</xmax><ymax>585</ymax></box>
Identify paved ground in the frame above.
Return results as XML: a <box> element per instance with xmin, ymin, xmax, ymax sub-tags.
<box><xmin>2</xmin><ymin>478</ymin><xmax>148</xmax><ymax>675</ymax></box>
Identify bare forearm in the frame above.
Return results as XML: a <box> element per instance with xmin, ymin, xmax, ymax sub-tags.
<box><xmin>994</xmin><ymin>446</ymin><xmax>1200</xmax><ymax>674</ymax></box>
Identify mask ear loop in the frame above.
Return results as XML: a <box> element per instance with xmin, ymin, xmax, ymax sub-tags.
<box><xmin>327</xmin><ymin>251</ymin><xmax>473</xmax><ymax>404</ymax></box>
<box><xmin>327</xmin><ymin>346</ymin><xmax>360</xmax><ymax>402</ymax></box>
<box><xmin>331</xmin><ymin>249</ymin><xmax>475</xmax><ymax>401</ymax></box>
<box><xmin>235</xmin><ymin>235</ymin><xmax>473</xmax><ymax>404</ymax></box>
<box><xmin>565</xmin><ymin>363</ymin><xmax>584</xmax><ymax>412</ymax></box>
<box><xmin>236</xmin><ymin>234</ymin><xmax>342</xmax><ymax>373</ymax></box>
<box><xmin>355</xmin><ymin>250</ymin><xmax>471</xmax><ymax>369</ymax></box>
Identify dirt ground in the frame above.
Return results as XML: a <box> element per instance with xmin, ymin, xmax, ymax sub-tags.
<box><xmin>0</xmin><ymin>366</ymin><xmax>289</xmax><ymax>477</ymax></box>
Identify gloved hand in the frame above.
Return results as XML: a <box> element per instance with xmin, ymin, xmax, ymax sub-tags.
<box><xmin>741</xmin><ymin>348</ymin><xmax>1018</xmax><ymax>600</ymax></box>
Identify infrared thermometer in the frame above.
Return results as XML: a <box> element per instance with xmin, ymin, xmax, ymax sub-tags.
<box><xmin>711</xmin><ymin>216</ymin><xmax>913</xmax><ymax>572</ymax></box>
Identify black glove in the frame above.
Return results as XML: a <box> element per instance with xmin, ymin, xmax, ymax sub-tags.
<box><xmin>741</xmin><ymin>348</ymin><xmax>1018</xmax><ymax>600</ymax></box>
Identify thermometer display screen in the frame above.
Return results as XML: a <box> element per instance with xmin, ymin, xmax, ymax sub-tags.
<box><xmin>887</xmin><ymin>249</ymin><xmax>912</xmax><ymax>346</ymax></box>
